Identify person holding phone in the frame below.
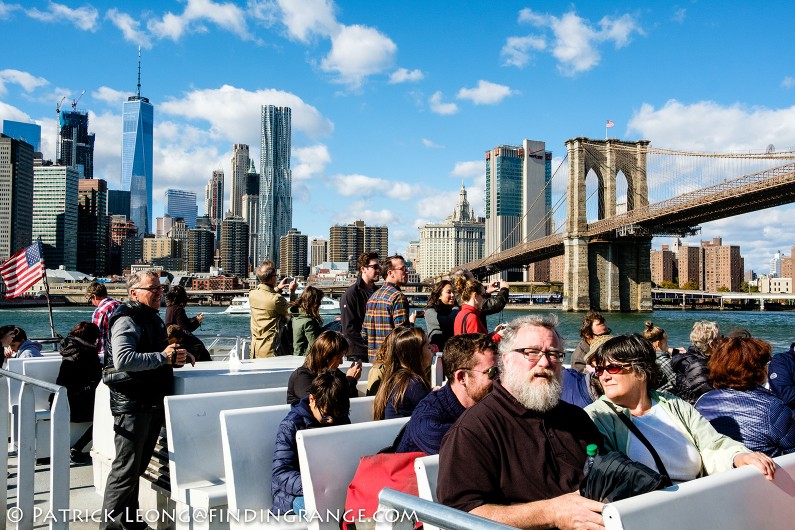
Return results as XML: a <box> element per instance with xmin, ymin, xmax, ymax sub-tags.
<box><xmin>452</xmin><ymin>268</ymin><xmax>510</xmax><ymax>330</ymax></box>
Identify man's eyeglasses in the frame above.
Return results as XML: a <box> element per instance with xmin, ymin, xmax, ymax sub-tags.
<box><xmin>134</xmin><ymin>285</ymin><xmax>164</xmax><ymax>293</ymax></box>
<box><xmin>365</xmin><ymin>263</ymin><xmax>381</xmax><ymax>270</ymax></box>
<box><xmin>393</xmin><ymin>266</ymin><xmax>408</xmax><ymax>272</ymax></box>
<box><xmin>467</xmin><ymin>366</ymin><xmax>499</xmax><ymax>379</ymax></box>
<box><xmin>593</xmin><ymin>363</ymin><xmax>633</xmax><ymax>376</ymax></box>
<box><xmin>512</xmin><ymin>348</ymin><xmax>565</xmax><ymax>364</ymax></box>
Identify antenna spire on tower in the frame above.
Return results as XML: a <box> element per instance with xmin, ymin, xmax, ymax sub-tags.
<box><xmin>136</xmin><ymin>46</ymin><xmax>141</xmax><ymax>98</ymax></box>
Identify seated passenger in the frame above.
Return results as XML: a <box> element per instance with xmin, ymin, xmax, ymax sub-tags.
<box><xmin>373</xmin><ymin>327</ymin><xmax>433</xmax><ymax>420</ymax></box>
<box><xmin>585</xmin><ymin>335</ymin><xmax>775</xmax><ymax>483</ymax></box>
<box><xmin>5</xmin><ymin>327</ymin><xmax>43</xmax><ymax>359</ymax></box>
<box><xmin>51</xmin><ymin>321</ymin><xmax>102</xmax><ymax>464</ymax></box>
<box><xmin>165</xmin><ymin>324</ymin><xmax>212</xmax><ymax>362</ymax></box>
<box><xmin>571</xmin><ymin>310</ymin><xmax>610</xmax><ymax>373</ymax></box>
<box><xmin>768</xmin><ymin>342</ymin><xmax>795</xmax><ymax>410</ymax></box>
<box><xmin>696</xmin><ymin>337</ymin><xmax>795</xmax><ymax>457</ymax></box>
<box><xmin>271</xmin><ymin>370</ymin><xmax>351</xmax><ymax>515</ymax></box>
<box><xmin>561</xmin><ymin>334</ymin><xmax>613</xmax><ymax>408</ymax></box>
<box><xmin>438</xmin><ymin>315</ymin><xmax>605</xmax><ymax>529</ymax></box>
<box><xmin>671</xmin><ymin>320</ymin><xmax>720</xmax><ymax>404</ymax></box>
<box><xmin>396</xmin><ymin>333</ymin><xmax>497</xmax><ymax>454</ymax></box>
<box><xmin>286</xmin><ymin>330</ymin><xmax>361</xmax><ymax>405</ymax></box>
<box><xmin>642</xmin><ymin>321</ymin><xmax>677</xmax><ymax>394</ymax></box>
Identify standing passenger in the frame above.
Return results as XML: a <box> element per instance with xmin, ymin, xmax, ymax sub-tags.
<box><xmin>339</xmin><ymin>252</ymin><xmax>379</xmax><ymax>362</ymax></box>
<box><xmin>86</xmin><ymin>280</ymin><xmax>121</xmax><ymax>356</ymax></box>
<box><xmin>290</xmin><ymin>286</ymin><xmax>324</xmax><ymax>356</ymax></box>
<box><xmin>250</xmin><ymin>260</ymin><xmax>297</xmax><ymax>359</ymax></box>
<box><xmin>424</xmin><ymin>279</ymin><xmax>459</xmax><ymax>351</ymax></box>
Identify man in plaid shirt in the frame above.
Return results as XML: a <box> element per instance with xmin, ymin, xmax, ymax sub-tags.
<box><xmin>361</xmin><ymin>255</ymin><xmax>418</xmax><ymax>362</ymax></box>
<box><xmin>86</xmin><ymin>281</ymin><xmax>121</xmax><ymax>355</ymax></box>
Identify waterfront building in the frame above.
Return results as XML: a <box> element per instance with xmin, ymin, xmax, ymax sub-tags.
<box><xmin>418</xmin><ymin>183</ymin><xmax>484</xmax><ymax>281</ymax></box>
<box><xmin>205</xmin><ymin>170</ymin><xmax>224</xmax><ymax>225</ymax></box>
<box><xmin>549</xmin><ymin>255</ymin><xmax>565</xmax><ymax>283</ymax></box>
<box><xmin>58</xmin><ymin>110</ymin><xmax>94</xmax><ymax>179</ymax></box>
<box><xmin>329</xmin><ymin>220</ymin><xmax>388</xmax><ymax>271</ymax></box>
<box><xmin>405</xmin><ymin>241</ymin><xmax>420</xmax><ymax>273</ymax></box>
<box><xmin>220</xmin><ymin>213</ymin><xmax>249</xmax><ymax>277</ymax></box>
<box><xmin>242</xmin><ymin>159</ymin><xmax>259</xmax><ymax>269</ymax></box>
<box><xmin>279</xmin><ymin>228</ymin><xmax>308</xmax><ymax>279</ymax></box>
<box><xmin>187</xmin><ymin>228</ymin><xmax>214</xmax><ymax>273</ymax></box>
<box><xmin>701</xmin><ymin>238</ymin><xmax>743</xmax><ymax>292</ymax></box>
<box><xmin>107</xmin><ymin>189</ymin><xmax>131</xmax><ymax>218</ymax></box>
<box><xmin>121</xmin><ymin>50</ymin><xmax>154</xmax><ymax>237</ymax></box>
<box><xmin>484</xmin><ymin>139</ymin><xmax>551</xmax><ymax>281</ymax></box>
<box><xmin>258</xmin><ymin>105</ymin><xmax>292</xmax><ymax>266</ymax></box>
<box><xmin>3</xmin><ymin>120</ymin><xmax>41</xmax><ymax>153</ymax></box>
<box><xmin>167</xmin><ymin>217</ymin><xmax>189</xmax><ymax>248</ymax></box>
<box><xmin>0</xmin><ymin>134</ymin><xmax>34</xmax><ymax>260</ymax></box>
<box><xmin>109</xmin><ymin>215</ymin><xmax>137</xmax><ymax>274</ymax></box>
<box><xmin>166</xmin><ymin>189</ymin><xmax>197</xmax><ymax>228</ymax></box>
<box><xmin>230</xmin><ymin>144</ymin><xmax>249</xmax><ymax>216</ymax></box>
<box><xmin>759</xmin><ymin>277</ymin><xmax>793</xmax><ymax>294</ymax></box>
<box><xmin>311</xmin><ymin>239</ymin><xmax>328</xmax><ymax>269</ymax></box>
<box><xmin>770</xmin><ymin>250</ymin><xmax>783</xmax><ymax>278</ymax></box>
<box><xmin>121</xmin><ymin>237</ymin><xmax>143</xmax><ymax>272</ymax></box>
<box><xmin>527</xmin><ymin>260</ymin><xmax>550</xmax><ymax>282</ymax></box>
<box><xmin>678</xmin><ymin>245</ymin><xmax>701</xmax><ymax>289</ymax></box>
<box><xmin>156</xmin><ymin>214</ymin><xmax>174</xmax><ymax>238</ymax></box>
<box><xmin>32</xmin><ymin>164</ymin><xmax>78</xmax><ymax>270</ymax></box>
<box><xmin>651</xmin><ymin>245</ymin><xmax>677</xmax><ymax>286</ymax></box>
<box><xmin>142</xmin><ymin>236</ymin><xmax>182</xmax><ymax>268</ymax></box>
<box><xmin>77</xmin><ymin>178</ymin><xmax>108</xmax><ymax>276</ymax></box>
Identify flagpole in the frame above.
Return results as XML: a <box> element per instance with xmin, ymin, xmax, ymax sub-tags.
<box><xmin>38</xmin><ymin>238</ymin><xmax>57</xmax><ymax>338</ymax></box>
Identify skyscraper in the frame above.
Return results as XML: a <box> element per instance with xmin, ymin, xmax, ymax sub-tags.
<box><xmin>77</xmin><ymin>178</ymin><xmax>109</xmax><ymax>275</ymax></box>
<box><xmin>3</xmin><ymin>120</ymin><xmax>41</xmax><ymax>153</ymax></box>
<box><xmin>0</xmin><ymin>134</ymin><xmax>34</xmax><ymax>260</ymax></box>
<box><xmin>165</xmin><ymin>189</ymin><xmax>197</xmax><ymax>228</ymax></box>
<box><xmin>279</xmin><ymin>228</ymin><xmax>307</xmax><ymax>279</ymax></box>
<box><xmin>187</xmin><ymin>228</ymin><xmax>214</xmax><ymax>273</ymax></box>
<box><xmin>484</xmin><ymin>139</ymin><xmax>551</xmax><ymax>281</ymax></box>
<box><xmin>242</xmin><ymin>159</ymin><xmax>259</xmax><ymax>268</ymax></box>
<box><xmin>230</xmin><ymin>144</ymin><xmax>249</xmax><ymax>216</ymax></box>
<box><xmin>205</xmin><ymin>170</ymin><xmax>224</xmax><ymax>225</ymax></box>
<box><xmin>310</xmin><ymin>239</ymin><xmax>328</xmax><ymax>269</ymax></box>
<box><xmin>32</xmin><ymin>164</ymin><xmax>78</xmax><ymax>270</ymax></box>
<box><xmin>329</xmin><ymin>220</ymin><xmax>389</xmax><ymax>269</ymax></box>
<box><xmin>258</xmin><ymin>105</ymin><xmax>292</xmax><ymax>266</ymax></box>
<box><xmin>121</xmin><ymin>49</ymin><xmax>154</xmax><ymax>237</ymax></box>
<box><xmin>58</xmin><ymin>109</ymin><xmax>95</xmax><ymax>178</ymax></box>
<box><xmin>107</xmin><ymin>189</ymin><xmax>131</xmax><ymax>218</ymax></box>
<box><xmin>221</xmin><ymin>213</ymin><xmax>249</xmax><ymax>277</ymax></box>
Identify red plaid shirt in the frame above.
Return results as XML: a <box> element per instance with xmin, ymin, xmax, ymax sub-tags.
<box><xmin>92</xmin><ymin>297</ymin><xmax>121</xmax><ymax>355</ymax></box>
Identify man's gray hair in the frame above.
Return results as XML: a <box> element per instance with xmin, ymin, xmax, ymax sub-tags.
<box><xmin>127</xmin><ymin>270</ymin><xmax>159</xmax><ymax>290</ymax></box>
<box><xmin>256</xmin><ymin>260</ymin><xmax>277</xmax><ymax>283</ymax></box>
<box><xmin>498</xmin><ymin>314</ymin><xmax>564</xmax><ymax>355</ymax></box>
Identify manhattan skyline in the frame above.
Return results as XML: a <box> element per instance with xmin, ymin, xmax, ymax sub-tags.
<box><xmin>1</xmin><ymin>1</ymin><xmax>795</xmax><ymax>272</ymax></box>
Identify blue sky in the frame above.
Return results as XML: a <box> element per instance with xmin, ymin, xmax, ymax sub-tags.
<box><xmin>2</xmin><ymin>0</ymin><xmax>795</xmax><ymax>274</ymax></box>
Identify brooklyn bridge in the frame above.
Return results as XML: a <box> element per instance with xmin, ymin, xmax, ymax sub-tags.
<box><xmin>460</xmin><ymin>138</ymin><xmax>795</xmax><ymax>312</ymax></box>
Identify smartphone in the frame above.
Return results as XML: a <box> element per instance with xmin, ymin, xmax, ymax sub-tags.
<box><xmin>415</xmin><ymin>310</ymin><xmax>425</xmax><ymax>318</ymax></box>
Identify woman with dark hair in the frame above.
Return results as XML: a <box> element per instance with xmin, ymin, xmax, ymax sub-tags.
<box><xmin>164</xmin><ymin>285</ymin><xmax>211</xmax><ymax>362</ymax></box>
<box><xmin>642</xmin><ymin>321</ymin><xmax>677</xmax><ymax>394</ymax></box>
<box><xmin>424</xmin><ymin>280</ymin><xmax>458</xmax><ymax>351</ymax></box>
<box><xmin>584</xmin><ymin>334</ymin><xmax>775</xmax><ymax>483</ymax></box>
<box><xmin>696</xmin><ymin>338</ymin><xmax>795</xmax><ymax>456</ymax></box>
<box><xmin>52</xmin><ymin>321</ymin><xmax>102</xmax><ymax>464</ymax></box>
<box><xmin>286</xmin><ymin>330</ymin><xmax>361</xmax><ymax>404</ymax></box>
<box><xmin>373</xmin><ymin>327</ymin><xmax>433</xmax><ymax>420</ymax></box>
<box><xmin>570</xmin><ymin>310</ymin><xmax>610</xmax><ymax>373</ymax></box>
<box><xmin>290</xmin><ymin>286</ymin><xmax>324</xmax><ymax>356</ymax></box>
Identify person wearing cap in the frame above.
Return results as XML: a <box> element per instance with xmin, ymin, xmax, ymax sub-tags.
<box><xmin>396</xmin><ymin>334</ymin><xmax>498</xmax><ymax>455</ymax></box>
<box><xmin>86</xmin><ymin>280</ymin><xmax>121</xmax><ymax>356</ymax></box>
<box><xmin>561</xmin><ymin>334</ymin><xmax>613</xmax><ymax>408</ymax></box>
<box><xmin>438</xmin><ymin>315</ymin><xmax>604</xmax><ymax>529</ymax></box>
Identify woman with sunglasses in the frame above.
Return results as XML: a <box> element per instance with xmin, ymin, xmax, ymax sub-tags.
<box><xmin>424</xmin><ymin>280</ymin><xmax>459</xmax><ymax>351</ymax></box>
<box><xmin>584</xmin><ymin>334</ymin><xmax>775</xmax><ymax>483</ymax></box>
<box><xmin>373</xmin><ymin>327</ymin><xmax>434</xmax><ymax>420</ymax></box>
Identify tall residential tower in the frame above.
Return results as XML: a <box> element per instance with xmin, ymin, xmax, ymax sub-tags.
<box><xmin>230</xmin><ymin>144</ymin><xmax>249</xmax><ymax>216</ymax></box>
<box><xmin>258</xmin><ymin>105</ymin><xmax>292</xmax><ymax>267</ymax></box>
<box><xmin>121</xmin><ymin>49</ymin><xmax>154</xmax><ymax>237</ymax></box>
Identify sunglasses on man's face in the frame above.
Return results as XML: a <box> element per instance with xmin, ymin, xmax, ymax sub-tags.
<box><xmin>593</xmin><ymin>363</ymin><xmax>633</xmax><ymax>377</ymax></box>
<box><xmin>467</xmin><ymin>366</ymin><xmax>499</xmax><ymax>379</ymax></box>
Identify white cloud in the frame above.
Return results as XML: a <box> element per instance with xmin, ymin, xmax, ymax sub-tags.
<box><xmin>27</xmin><ymin>1</ymin><xmax>99</xmax><ymax>31</ymax></box>
<box><xmin>415</xmin><ymin>190</ymin><xmax>459</xmax><ymax>221</ymax></box>
<box><xmin>332</xmin><ymin>203</ymin><xmax>400</xmax><ymax>226</ymax></box>
<box><xmin>320</xmin><ymin>24</ymin><xmax>397</xmax><ymax>88</ymax></box>
<box><xmin>92</xmin><ymin>86</ymin><xmax>134</xmax><ymax>106</ymax></box>
<box><xmin>330</xmin><ymin>174</ymin><xmax>420</xmax><ymax>200</ymax></box>
<box><xmin>782</xmin><ymin>77</ymin><xmax>795</xmax><ymax>89</ymax></box>
<box><xmin>159</xmin><ymin>85</ymin><xmax>334</xmax><ymax>143</ymax></box>
<box><xmin>450</xmin><ymin>160</ymin><xmax>483</xmax><ymax>179</ymax></box>
<box><xmin>0</xmin><ymin>69</ymin><xmax>48</xmax><ymax>95</ymax></box>
<box><xmin>672</xmin><ymin>8</ymin><xmax>686</xmax><ymax>24</ymax></box>
<box><xmin>293</xmin><ymin>144</ymin><xmax>331</xmax><ymax>181</ymax></box>
<box><xmin>456</xmin><ymin>80</ymin><xmax>516</xmax><ymax>105</ymax></box>
<box><xmin>271</xmin><ymin>0</ymin><xmax>337</xmax><ymax>42</ymax></box>
<box><xmin>513</xmin><ymin>8</ymin><xmax>642</xmax><ymax>75</ymax></box>
<box><xmin>422</xmin><ymin>138</ymin><xmax>443</xmax><ymax>149</ymax></box>
<box><xmin>147</xmin><ymin>0</ymin><xmax>251</xmax><ymax>41</ymax></box>
<box><xmin>389</xmin><ymin>68</ymin><xmax>424</xmax><ymax>84</ymax></box>
<box><xmin>0</xmin><ymin>100</ymin><xmax>33</xmax><ymax>124</ymax></box>
<box><xmin>0</xmin><ymin>2</ymin><xmax>20</xmax><ymax>18</ymax></box>
<box><xmin>106</xmin><ymin>8</ymin><xmax>151</xmax><ymax>48</ymax></box>
<box><xmin>501</xmin><ymin>35</ymin><xmax>546</xmax><ymax>68</ymax></box>
<box><xmin>429</xmin><ymin>91</ymin><xmax>458</xmax><ymax>115</ymax></box>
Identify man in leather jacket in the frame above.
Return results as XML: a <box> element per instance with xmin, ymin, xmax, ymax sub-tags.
<box><xmin>100</xmin><ymin>271</ymin><xmax>193</xmax><ymax>530</ymax></box>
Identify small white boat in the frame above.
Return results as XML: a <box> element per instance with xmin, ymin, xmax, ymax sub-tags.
<box><xmin>223</xmin><ymin>294</ymin><xmax>341</xmax><ymax>315</ymax></box>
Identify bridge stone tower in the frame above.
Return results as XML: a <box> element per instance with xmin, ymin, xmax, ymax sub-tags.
<box><xmin>564</xmin><ymin>138</ymin><xmax>653</xmax><ymax>311</ymax></box>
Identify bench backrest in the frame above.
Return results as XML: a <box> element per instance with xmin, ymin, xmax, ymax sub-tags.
<box><xmin>297</xmin><ymin>417</ymin><xmax>410</xmax><ymax>530</ymax></box>
<box><xmin>221</xmin><ymin>396</ymin><xmax>377</xmax><ymax>516</ymax></box>
<box><xmin>164</xmin><ymin>387</ymin><xmax>289</xmax><ymax>505</ymax></box>
<box><xmin>414</xmin><ymin>454</ymin><xmax>439</xmax><ymax>503</ymax></box>
<box><xmin>602</xmin><ymin>452</ymin><xmax>795</xmax><ymax>529</ymax></box>
<box><xmin>7</xmin><ymin>357</ymin><xmax>61</xmax><ymax>408</ymax></box>
<box><xmin>20</xmin><ymin>359</ymin><xmax>62</xmax><ymax>410</ymax></box>
<box><xmin>431</xmin><ymin>354</ymin><xmax>444</xmax><ymax>388</ymax></box>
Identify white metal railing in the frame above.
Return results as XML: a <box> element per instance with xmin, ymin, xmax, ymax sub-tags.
<box><xmin>374</xmin><ymin>488</ymin><xmax>517</xmax><ymax>530</ymax></box>
<box><xmin>1</xmin><ymin>368</ymin><xmax>70</xmax><ymax>530</ymax></box>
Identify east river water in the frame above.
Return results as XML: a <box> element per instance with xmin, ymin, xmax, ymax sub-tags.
<box><xmin>2</xmin><ymin>305</ymin><xmax>794</xmax><ymax>354</ymax></box>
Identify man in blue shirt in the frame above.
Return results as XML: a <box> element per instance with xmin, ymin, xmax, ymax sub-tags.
<box><xmin>397</xmin><ymin>333</ymin><xmax>497</xmax><ymax>454</ymax></box>
<box><xmin>769</xmin><ymin>342</ymin><xmax>795</xmax><ymax>409</ymax></box>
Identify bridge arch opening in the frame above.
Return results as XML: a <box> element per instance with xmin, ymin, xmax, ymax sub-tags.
<box><xmin>585</xmin><ymin>168</ymin><xmax>604</xmax><ymax>223</ymax></box>
<box><xmin>616</xmin><ymin>169</ymin><xmax>631</xmax><ymax>214</ymax></box>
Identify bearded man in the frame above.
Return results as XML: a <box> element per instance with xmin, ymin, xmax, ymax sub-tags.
<box><xmin>437</xmin><ymin>315</ymin><xmax>606</xmax><ymax>530</ymax></box>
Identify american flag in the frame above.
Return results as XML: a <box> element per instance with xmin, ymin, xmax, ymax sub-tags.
<box><xmin>0</xmin><ymin>242</ymin><xmax>45</xmax><ymax>299</ymax></box>
<box><xmin>606</xmin><ymin>120</ymin><xmax>615</xmax><ymax>128</ymax></box>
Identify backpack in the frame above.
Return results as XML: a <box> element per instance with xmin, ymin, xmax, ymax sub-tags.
<box><xmin>273</xmin><ymin>315</ymin><xmax>294</xmax><ymax>357</ymax></box>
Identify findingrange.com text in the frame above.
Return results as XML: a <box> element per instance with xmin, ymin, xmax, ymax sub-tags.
<box><xmin>11</xmin><ymin>507</ymin><xmax>419</xmax><ymax>525</ymax></box>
